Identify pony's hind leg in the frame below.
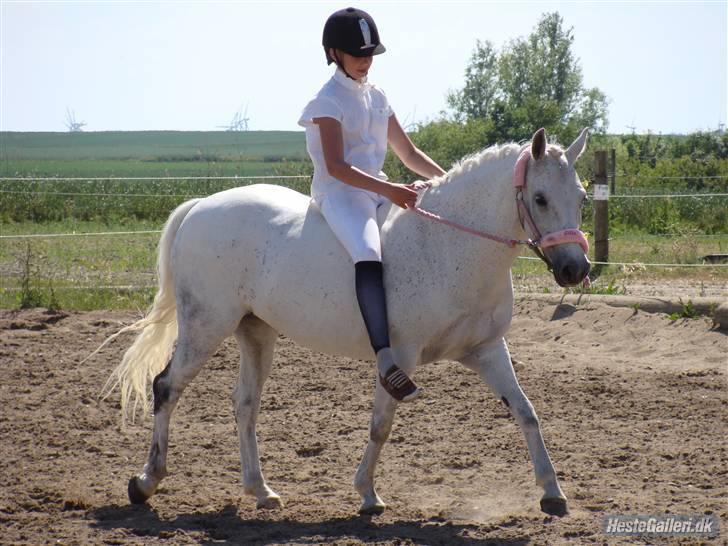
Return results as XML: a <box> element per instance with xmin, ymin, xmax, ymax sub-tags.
<box><xmin>460</xmin><ymin>338</ymin><xmax>568</xmax><ymax>517</ymax></box>
<box><xmin>128</xmin><ymin>321</ymin><xmax>234</xmax><ymax>504</ymax></box>
<box><xmin>232</xmin><ymin>315</ymin><xmax>281</xmax><ymax>509</ymax></box>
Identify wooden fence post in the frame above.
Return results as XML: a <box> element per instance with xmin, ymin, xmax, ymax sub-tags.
<box><xmin>610</xmin><ymin>148</ymin><xmax>616</xmax><ymax>194</ymax></box>
<box><xmin>594</xmin><ymin>151</ymin><xmax>609</xmax><ymax>267</ymax></box>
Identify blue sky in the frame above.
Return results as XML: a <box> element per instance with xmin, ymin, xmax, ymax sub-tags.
<box><xmin>1</xmin><ymin>0</ymin><xmax>726</xmax><ymax>134</ymax></box>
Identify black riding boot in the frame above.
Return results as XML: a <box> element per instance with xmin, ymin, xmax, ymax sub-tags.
<box><xmin>355</xmin><ymin>261</ymin><xmax>421</xmax><ymax>402</ymax></box>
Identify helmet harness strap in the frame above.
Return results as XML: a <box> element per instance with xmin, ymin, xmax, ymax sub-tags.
<box><xmin>331</xmin><ymin>49</ymin><xmax>358</xmax><ymax>81</ymax></box>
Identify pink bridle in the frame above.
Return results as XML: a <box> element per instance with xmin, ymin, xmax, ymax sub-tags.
<box><xmin>512</xmin><ymin>148</ymin><xmax>589</xmax><ymax>255</ymax></box>
<box><xmin>409</xmin><ymin>148</ymin><xmax>590</xmax><ymax>266</ymax></box>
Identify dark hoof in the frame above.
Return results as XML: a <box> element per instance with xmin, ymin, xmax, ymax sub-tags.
<box><xmin>359</xmin><ymin>504</ymin><xmax>386</xmax><ymax>516</ymax></box>
<box><xmin>128</xmin><ymin>476</ymin><xmax>150</xmax><ymax>505</ymax></box>
<box><xmin>540</xmin><ymin>497</ymin><xmax>568</xmax><ymax>517</ymax></box>
<box><xmin>256</xmin><ymin>496</ymin><xmax>283</xmax><ymax>510</ymax></box>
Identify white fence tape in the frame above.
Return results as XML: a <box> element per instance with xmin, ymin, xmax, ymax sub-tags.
<box><xmin>0</xmin><ymin>175</ymin><xmax>310</xmax><ymax>182</ymax></box>
<box><xmin>517</xmin><ymin>256</ymin><xmax>728</xmax><ymax>267</ymax></box>
<box><xmin>605</xmin><ymin>193</ymin><xmax>728</xmax><ymax>199</ymax></box>
<box><xmin>0</xmin><ymin>230</ymin><xmax>161</xmax><ymax>239</ymax></box>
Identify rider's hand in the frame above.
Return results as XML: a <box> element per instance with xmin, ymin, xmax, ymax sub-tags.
<box><xmin>405</xmin><ymin>181</ymin><xmax>429</xmax><ymax>192</ymax></box>
<box><xmin>384</xmin><ymin>183</ymin><xmax>419</xmax><ymax>209</ymax></box>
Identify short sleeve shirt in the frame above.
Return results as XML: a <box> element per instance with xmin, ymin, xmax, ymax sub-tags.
<box><xmin>298</xmin><ymin>68</ymin><xmax>393</xmax><ymax>198</ymax></box>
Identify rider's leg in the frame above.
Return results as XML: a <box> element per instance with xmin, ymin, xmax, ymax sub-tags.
<box><xmin>353</xmin><ymin>260</ymin><xmax>389</xmax><ymax>356</ymax></box>
<box><xmin>354</xmin><ymin>260</ymin><xmax>419</xmax><ymax>401</ymax></box>
<box><xmin>317</xmin><ymin>189</ymin><xmax>421</xmax><ymax>402</ymax></box>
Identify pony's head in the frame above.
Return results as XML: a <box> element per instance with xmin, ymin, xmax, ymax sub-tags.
<box><xmin>520</xmin><ymin>127</ymin><xmax>591</xmax><ymax>287</ymax></box>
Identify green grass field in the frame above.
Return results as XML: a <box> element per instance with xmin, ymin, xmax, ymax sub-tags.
<box><xmin>1</xmin><ymin>130</ymin><xmax>307</xmax><ymax>162</ymax></box>
<box><xmin>1</xmin><ymin>131</ymin><xmax>726</xmax><ymax>310</ymax></box>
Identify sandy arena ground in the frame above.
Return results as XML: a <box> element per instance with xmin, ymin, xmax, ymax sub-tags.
<box><xmin>0</xmin><ymin>299</ymin><xmax>725</xmax><ymax>545</ymax></box>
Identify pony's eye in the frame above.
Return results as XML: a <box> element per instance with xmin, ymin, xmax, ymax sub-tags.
<box><xmin>534</xmin><ymin>193</ymin><xmax>548</xmax><ymax>207</ymax></box>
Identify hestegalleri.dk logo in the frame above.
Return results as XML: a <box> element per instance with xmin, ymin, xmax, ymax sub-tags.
<box><xmin>603</xmin><ymin>514</ymin><xmax>719</xmax><ymax>537</ymax></box>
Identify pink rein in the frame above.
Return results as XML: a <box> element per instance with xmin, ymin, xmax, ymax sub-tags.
<box><xmin>409</xmin><ymin>148</ymin><xmax>589</xmax><ymax>255</ymax></box>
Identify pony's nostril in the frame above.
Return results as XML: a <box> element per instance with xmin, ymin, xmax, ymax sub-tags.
<box><xmin>560</xmin><ymin>264</ymin><xmax>574</xmax><ymax>283</ymax></box>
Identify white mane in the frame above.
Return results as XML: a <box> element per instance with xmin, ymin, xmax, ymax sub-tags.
<box><xmin>430</xmin><ymin>140</ymin><xmax>567</xmax><ymax>188</ymax></box>
<box><xmin>428</xmin><ymin>142</ymin><xmax>521</xmax><ymax>188</ymax></box>
<box><xmin>451</xmin><ymin>142</ymin><xmax>521</xmax><ymax>178</ymax></box>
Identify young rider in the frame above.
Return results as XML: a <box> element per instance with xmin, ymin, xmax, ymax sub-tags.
<box><xmin>298</xmin><ymin>7</ymin><xmax>446</xmax><ymax>402</ymax></box>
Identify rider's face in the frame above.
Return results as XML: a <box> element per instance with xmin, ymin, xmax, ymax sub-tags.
<box><xmin>331</xmin><ymin>49</ymin><xmax>373</xmax><ymax>80</ymax></box>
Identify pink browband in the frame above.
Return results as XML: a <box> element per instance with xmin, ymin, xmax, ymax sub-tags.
<box><xmin>513</xmin><ymin>149</ymin><xmax>589</xmax><ymax>254</ymax></box>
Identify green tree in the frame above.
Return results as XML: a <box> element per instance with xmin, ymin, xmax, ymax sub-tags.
<box><xmin>446</xmin><ymin>40</ymin><xmax>499</xmax><ymax>122</ymax></box>
<box><xmin>447</xmin><ymin>12</ymin><xmax>609</xmax><ymax>143</ymax></box>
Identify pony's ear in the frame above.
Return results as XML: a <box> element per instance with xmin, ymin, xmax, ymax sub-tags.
<box><xmin>566</xmin><ymin>127</ymin><xmax>589</xmax><ymax>166</ymax></box>
<box><xmin>531</xmin><ymin>128</ymin><xmax>547</xmax><ymax>160</ymax></box>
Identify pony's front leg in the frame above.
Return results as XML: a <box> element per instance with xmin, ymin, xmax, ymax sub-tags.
<box><xmin>354</xmin><ymin>382</ymin><xmax>399</xmax><ymax>515</ymax></box>
<box><xmin>460</xmin><ymin>338</ymin><xmax>568</xmax><ymax>516</ymax></box>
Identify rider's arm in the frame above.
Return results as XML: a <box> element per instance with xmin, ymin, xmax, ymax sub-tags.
<box><xmin>314</xmin><ymin>116</ymin><xmax>417</xmax><ymax>209</ymax></box>
<box><xmin>387</xmin><ymin>115</ymin><xmax>447</xmax><ymax>180</ymax></box>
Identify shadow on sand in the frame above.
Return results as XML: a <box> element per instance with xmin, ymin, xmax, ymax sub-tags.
<box><xmin>89</xmin><ymin>503</ymin><xmax>532</xmax><ymax>546</ymax></box>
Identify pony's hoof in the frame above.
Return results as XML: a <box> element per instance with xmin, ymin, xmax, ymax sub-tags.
<box><xmin>256</xmin><ymin>495</ymin><xmax>283</xmax><ymax>510</ymax></box>
<box><xmin>540</xmin><ymin>497</ymin><xmax>568</xmax><ymax>517</ymax></box>
<box><xmin>128</xmin><ymin>476</ymin><xmax>151</xmax><ymax>505</ymax></box>
<box><xmin>359</xmin><ymin>501</ymin><xmax>386</xmax><ymax>516</ymax></box>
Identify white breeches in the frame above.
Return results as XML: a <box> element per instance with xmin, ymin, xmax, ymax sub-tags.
<box><xmin>314</xmin><ymin>188</ymin><xmax>388</xmax><ymax>263</ymax></box>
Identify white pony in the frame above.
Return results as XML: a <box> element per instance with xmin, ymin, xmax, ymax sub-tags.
<box><xmin>104</xmin><ymin>128</ymin><xmax>590</xmax><ymax>517</ymax></box>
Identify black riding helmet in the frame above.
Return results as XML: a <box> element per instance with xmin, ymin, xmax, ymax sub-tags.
<box><xmin>322</xmin><ymin>7</ymin><xmax>386</xmax><ymax>65</ymax></box>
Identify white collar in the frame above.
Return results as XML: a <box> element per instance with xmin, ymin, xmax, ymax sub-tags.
<box><xmin>333</xmin><ymin>67</ymin><xmax>369</xmax><ymax>92</ymax></box>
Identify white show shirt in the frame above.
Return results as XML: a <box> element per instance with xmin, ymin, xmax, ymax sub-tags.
<box><xmin>298</xmin><ymin>68</ymin><xmax>393</xmax><ymax>199</ymax></box>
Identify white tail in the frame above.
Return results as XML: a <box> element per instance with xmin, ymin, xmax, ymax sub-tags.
<box><xmin>98</xmin><ymin>199</ymin><xmax>201</xmax><ymax>425</ymax></box>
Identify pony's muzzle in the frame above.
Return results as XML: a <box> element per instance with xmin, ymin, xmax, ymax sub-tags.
<box><xmin>548</xmin><ymin>246</ymin><xmax>591</xmax><ymax>287</ymax></box>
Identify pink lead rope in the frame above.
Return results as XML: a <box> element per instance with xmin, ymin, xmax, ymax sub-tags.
<box><xmin>408</xmin><ymin>204</ymin><xmax>530</xmax><ymax>248</ymax></box>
